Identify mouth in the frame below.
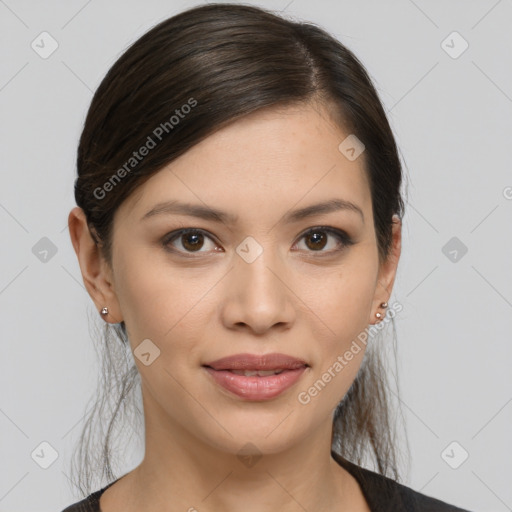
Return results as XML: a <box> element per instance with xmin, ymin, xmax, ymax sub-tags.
<box><xmin>203</xmin><ymin>353</ymin><xmax>309</xmax><ymax>401</ymax></box>
<box><xmin>227</xmin><ymin>369</ymin><xmax>287</xmax><ymax>376</ymax></box>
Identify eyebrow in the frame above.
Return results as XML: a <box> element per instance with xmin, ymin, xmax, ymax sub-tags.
<box><xmin>141</xmin><ymin>198</ymin><xmax>364</xmax><ymax>224</ymax></box>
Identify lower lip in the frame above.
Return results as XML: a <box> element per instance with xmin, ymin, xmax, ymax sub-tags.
<box><xmin>204</xmin><ymin>367</ymin><xmax>307</xmax><ymax>401</ymax></box>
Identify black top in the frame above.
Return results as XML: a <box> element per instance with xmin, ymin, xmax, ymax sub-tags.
<box><xmin>61</xmin><ymin>451</ymin><xmax>473</xmax><ymax>511</ymax></box>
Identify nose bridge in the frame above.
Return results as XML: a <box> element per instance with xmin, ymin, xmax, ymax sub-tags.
<box><xmin>236</xmin><ymin>237</ymin><xmax>283</xmax><ymax>302</ymax></box>
<box><xmin>224</xmin><ymin>235</ymin><xmax>294</xmax><ymax>331</ymax></box>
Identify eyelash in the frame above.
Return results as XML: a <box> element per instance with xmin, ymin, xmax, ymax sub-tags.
<box><xmin>161</xmin><ymin>226</ymin><xmax>355</xmax><ymax>257</ymax></box>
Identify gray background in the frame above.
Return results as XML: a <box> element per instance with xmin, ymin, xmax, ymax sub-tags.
<box><xmin>1</xmin><ymin>0</ymin><xmax>511</xmax><ymax>510</ymax></box>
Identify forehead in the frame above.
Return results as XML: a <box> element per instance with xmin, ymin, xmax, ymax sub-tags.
<box><xmin>119</xmin><ymin>103</ymin><xmax>372</xmax><ymax>224</ymax></box>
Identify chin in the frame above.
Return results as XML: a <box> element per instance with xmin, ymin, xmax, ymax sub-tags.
<box><xmin>191</xmin><ymin>408</ymin><xmax>313</xmax><ymax>457</ymax></box>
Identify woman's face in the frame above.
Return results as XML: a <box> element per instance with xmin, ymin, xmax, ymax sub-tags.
<box><xmin>92</xmin><ymin>102</ymin><xmax>400</xmax><ymax>456</ymax></box>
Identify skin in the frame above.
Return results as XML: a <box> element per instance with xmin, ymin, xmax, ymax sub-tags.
<box><xmin>69</xmin><ymin>101</ymin><xmax>401</xmax><ymax>512</ymax></box>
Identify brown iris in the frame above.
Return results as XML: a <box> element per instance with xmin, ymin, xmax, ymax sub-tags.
<box><xmin>304</xmin><ymin>231</ymin><xmax>327</xmax><ymax>251</ymax></box>
<box><xmin>181</xmin><ymin>232</ymin><xmax>204</xmax><ymax>252</ymax></box>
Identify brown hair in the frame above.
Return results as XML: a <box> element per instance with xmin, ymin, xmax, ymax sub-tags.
<box><xmin>70</xmin><ymin>2</ymin><xmax>408</xmax><ymax>496</ymax></box>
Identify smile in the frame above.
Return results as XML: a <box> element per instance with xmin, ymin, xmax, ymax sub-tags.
<box><xmin>203</xmin><ymin>353</ymin><xmax>309</xmax><ymax>401</ymax></box>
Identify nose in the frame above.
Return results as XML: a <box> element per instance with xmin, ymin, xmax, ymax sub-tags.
<box><xmin>220</xmin><ymin>247</ymin><xmax>296</xmax><ymax>336</ymax></box>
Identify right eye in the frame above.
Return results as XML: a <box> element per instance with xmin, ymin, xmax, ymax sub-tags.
<box><xmin>162</xmin><ymin>228</ymin><xmax>223</xmax><ymax>256</ymax></box>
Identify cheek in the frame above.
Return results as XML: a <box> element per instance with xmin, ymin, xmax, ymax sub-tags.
<box><xmin>113</xmin><ymin>253</ymin><xmax>215</xmax><ymax>357</ymax></box>
<box><xmin>303</xmin><ymin>261</ymin><xmax>377</xmax><ymax>341</ymax></box>
<box><xmin>297</xmin><ymin>256</ymin><xmax>377</xmax><ymax>395</ymax></box>
<box><xmin>296</xmin><ymin>279</ymin><xmax>372</xmax><ymax>413</ymax></box>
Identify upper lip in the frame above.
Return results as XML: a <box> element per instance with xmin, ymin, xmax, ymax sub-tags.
<box><xmin>204</xmin><ymin>353</ymin><xmax>308</xmax><ymax>371</ymax></box>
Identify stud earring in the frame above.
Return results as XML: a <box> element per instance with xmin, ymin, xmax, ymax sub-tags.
<box><xmin>374</xmin><ymin>301</ymin><xmax>389</xmax><ymax>322</ymax></box>
<box><xmin>101</xmin><ymin>307</ymin><xmax>109</xmax><ymax>316</ymax></box>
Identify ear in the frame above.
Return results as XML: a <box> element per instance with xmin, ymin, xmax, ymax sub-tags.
<box><xmin>67</xmin><ymin>206</ymin><xmax>123</xmax><ymax>324</ymax></box>
<box><xmin>370</xmin><ymin>214</ymin><xmax>402</xmax><ymax>324</ymax></box>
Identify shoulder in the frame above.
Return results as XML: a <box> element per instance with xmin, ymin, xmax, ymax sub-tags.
<box><xmin>332</xmin><ymin>451</ymin><xmax>474</xmax><ymax>512</ymax></box>
<box><xmin>60</xmin><ymin>495</ymin><xmax>98</xmax><ymax>512</ymax></box>
<box><xmin>60</xmin><ymin>483</ymin><xmax>113</xmax><ymax>512</ymax></box>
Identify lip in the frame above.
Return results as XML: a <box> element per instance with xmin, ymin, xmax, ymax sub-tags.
<box><xmin>203</xmin><ymin>353</ymin><xmax>309</xmax><ymax>401</ymax></box>
<box><xmin>205</xmin><ymin>353</ymin><xmax>308</xmax><ymax>371</ymax></box>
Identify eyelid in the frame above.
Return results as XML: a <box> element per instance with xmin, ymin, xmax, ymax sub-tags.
<box><xmin>162</xmin><ymin>225</ymin><xmax>354</xmax><ymax>256</ymax></box>
<box><xmin>293</xmin><ymin>226</ymin><xmax>354</xmax><ymax>252</ymax></box>
<box><xmin>162</xmin><ymin>228</ymin><xmax>221</xmax><ymax>256</ymax></box>
<box><xmin>297</xmin><ymin>225</ymin><xmax>351</xmax><ymax>241</ymax></box>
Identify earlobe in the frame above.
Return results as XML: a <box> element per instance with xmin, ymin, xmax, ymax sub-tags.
<box><xmin>67</xmin><ymin>206</ymin><xmax>123</xmax><ymax>324</ymax></box>
<box><xmin>370</xmin><ymin>215</ymin><xmax>402</xmax><ymax>324</ymax></box>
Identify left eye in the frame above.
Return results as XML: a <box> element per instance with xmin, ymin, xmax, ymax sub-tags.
<box><xmin>294</xmin><ymin>227</ymin><xmax>353</xmax><ymax>253</ymax></box>
<box><xmin>163</xmin><ymin>227</ymin><xmax>353</xmax><ymax>255</ymax></box>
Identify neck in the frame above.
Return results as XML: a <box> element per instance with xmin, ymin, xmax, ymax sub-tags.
<box><xmin>120</xmin><ymin>413</ymin><xmax>357</xmax><ymax>512</ymax></box>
